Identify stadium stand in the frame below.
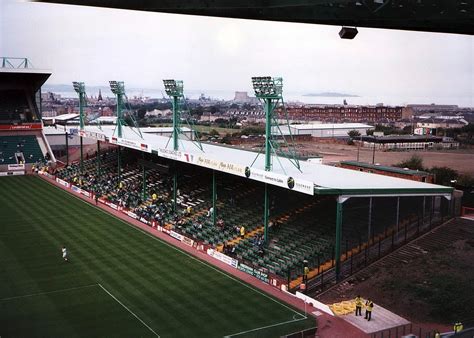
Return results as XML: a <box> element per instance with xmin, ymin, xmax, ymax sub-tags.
<box><xmin>53</xmin><ymin>147</ymin><xmax>441</xmax><ymax>287</ymax></box>
<box><xmin>0</xmin><ymin>135</ymin><xmax>45</xmax><ymax>164</ymax></box>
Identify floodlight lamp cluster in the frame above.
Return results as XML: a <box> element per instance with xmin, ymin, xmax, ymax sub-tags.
<box><xmin>109</xmin><ymin>81</ymin><xmax>125</xmax><ymax>95</ymax></box>
<box><xmin>72</xmin><ymin>81</ymin><xmax>85</xmax><ymax>94</ymax></box>
<box><xmin>163</xmin><ymin>79</ymin><xmax>184</xmax><ymax>97</ymax></box>
<box><xmin>251</xmin><ymin>76</ymin><xmax>283</xmax><ymax>98</ymax></box>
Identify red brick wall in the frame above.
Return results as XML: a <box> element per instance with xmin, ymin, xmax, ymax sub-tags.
<box><xmin>339</xmin><ymin>163</ymin><xmax>434</xmax><ymax>183</ymax></box>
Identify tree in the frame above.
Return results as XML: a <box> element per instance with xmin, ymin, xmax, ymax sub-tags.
<box><xmin>210</xmin><ymin>105</ymin><xmax>220</xmax><ymax>114</ymax></box>
<box><xmin>209</xmin><ymin>129</ymin><xmax>219</xmax><ymax>137</ymax></box>
<box><xmin>394</xmin><ymin>155</ymin><xmax>425</xmax><ymax>171</ymax></box>
<box><xmin>137</xmin><ymin>108</ymin><xmax>147</xmax><ymax>120</ymax></box>
<box><xmin>429</xmin><ymin>166</ymin><xmax>458</xmax><ymax>186</ymax></box>
<box><xmin>221</xmin><ymin>133</ymin><xmax>232</xmax><ymax>144</ymax></box>
<box><xmin>191</xmin><ymin>105</ymin><xmax>204</xmax><ymax>117</ymax></box>
<box><xmin>348</xmin><ymin>130</ymin><xmax>361</xmax><ymax>138</ymax></box>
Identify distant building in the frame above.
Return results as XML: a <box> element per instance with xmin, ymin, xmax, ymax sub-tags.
<box><xmin>357</xmin><ymin>135</ymin><xmax>459</xmax><ymax>150</ymax></box>
<box><xmin>416</xmin><ymin>119</ymin><xmax>468</xmax><ymax>130</ymax></box>
<box><xmin>339</xmin><ymin>161</ymin><xmax>434</xmax><ymax>183</ymax></box>
<box><xmin>284</xmin><ymin>104</ymin><xmax>408</xmax><ymax>123</ymax></box>
<box><xmin>233</xmin><ymin>91</ymin><xmax>258</xmax><ymax>104</ymax></box>
<box><xmin>275</xmin><ymin>123</ymin><xmax>373</xmax><ymax>138</ymax></box>
<box><xmin>407</xmin><ymin>104</ymin><xmax>459</xmax><ymax>113</ymax></box>
<box><xmin>101</xmin><ymin>106</ymin><xmax>114</xmax><ymax>116</ymax></box>
<box><xmin>234</xmin><ymin>91</ymin><xmax>250</xmax><ymax>102</ymax></box>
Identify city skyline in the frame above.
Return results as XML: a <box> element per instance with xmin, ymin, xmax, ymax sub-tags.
<box><xmin>1</xmin><ymin>0</ymin><xmax>473</xmax><ymax>106</ymax></box>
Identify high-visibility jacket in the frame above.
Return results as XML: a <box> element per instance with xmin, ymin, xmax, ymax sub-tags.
<box><xmin>366</xmin><ymin>301</ymin><xmax>373</xmax><ymax>311</ymax></box>
<box><xmin>152</xmin><ymin>193</ymin><xmax>157</xmax><ymax>200</ymax></box>
<box><xmin>240</xmin><ymin>226</ymin><xmax>245</xmax><ymax>236</ymax></box>
<box><xmin>355</xmin><ymin>297</ymin><xmax>363</xmax><ymax>307</ymax></box>
<box><xmin>454</xmin><ymin>322</ymin><xmax>463</xmax><ymax>332</ymax></box>
<box><xmin>304</xmin><ymin>267</ymin><xmax>309</xmax><ymax>276</ymax></box>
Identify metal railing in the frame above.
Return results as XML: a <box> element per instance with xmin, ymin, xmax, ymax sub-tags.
<box><xmin>1</xmin><ymin>57</ymin><xmax>32</xmax><ymax>69</ymax></box>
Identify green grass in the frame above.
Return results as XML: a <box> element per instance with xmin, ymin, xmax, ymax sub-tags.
<box><xmin>0</xmin><ymin>176</ymin><xmax>315</xmax><ymax>337</ymax></box>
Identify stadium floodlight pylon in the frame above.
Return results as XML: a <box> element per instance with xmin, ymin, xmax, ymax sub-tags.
<box><xmin>251</xmin><ymin>76</ymin><xmax>301</xmax><ymax>243</ymax></box>
<box><xmin>163</xmin><ymin>79</ymin><xmax>203</xmax><ymax>152</ymax></box>
<box><xmin>73</xmin><ymin>81</ymin><xmax>87</xmax><ymax>172</ymax></box>
<box><xmin>163</xmin><ymin>79</ymin><xmax>183</xmax><ymax>151</ymax></box>
<box><xmin>163</xmin><ymin>79</ymin><xmax>204</xmax><ymax>213</ymax></box>
<box><xmin>72</xmin><ymin>82</ymin><xmax>86</xmax><ymax>130</ymax></box>
<box><xmin>109</xmin><ymin>81</ymin><xmax>126</xmax><ymax>139</ymax></box>
<box><xmin>250</xmin><ymin>76</ymin><xmax>300</xmax><ymax>173</ymax></box>
<box><xmin>109</xmin><ymin>81</ymin><xmax>143</xmax><ymax>139</ymax></box>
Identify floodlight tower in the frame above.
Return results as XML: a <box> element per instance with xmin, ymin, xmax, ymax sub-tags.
<box><xmin>163</xmin><ymin>79</ymin><xmax>184</xmax><ymax>151</ymax></box>
<box><xmin>251</xmin><ymin>76</ymin><xmax>283</xmax><ymax>171</ymax></box>
<box><xmin>73</xmin><ymin>81</ymin><xmax>86</xmax><ymax>172</ymax></box>
<box><xmin>251</xmin><ymin>76</ymin><xmax>301</xmax><ymax>243</ymax></box>
<box><xmin>109</xmin><ymin>81</ymin><xmax>126</xmax><ymax>138</ymax></box>
<box><xmin>109</xmin><ymin>81</ymin><xmax>126</xmax><ymax>184</ymax></box>
<box><xmin>163</xmin><ymin>79</ymin><xmax>184</xmax><ymax>213</ymax></box>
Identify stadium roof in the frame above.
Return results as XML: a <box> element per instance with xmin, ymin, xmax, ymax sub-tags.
<box><xmin>80</xmin><ymin>125</ymin><xmax>453</xmax><ymax>198</ymax></box>
<box><xmin>0</xmin><ymin>68</ymin><xmax>52</xmax><ymax>92</ymax></box>
<box><xmin>34</xmin><ymin>0</ymin><xmax>474</xmax><ymax>35</ymax></box>
<box><xmin>42</xmin><ymin>113</ymin><xmax>79</xmax><ymax>123</ymax></box>
<box><xmin>340</xmin><ymin>161</ymin><xmax>431</xmax><ymax>176</ymax></box>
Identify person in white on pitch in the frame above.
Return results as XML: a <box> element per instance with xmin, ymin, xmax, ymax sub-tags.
<box><xmin>61</xmin><ymin>246</ymin><xmax>68</xmax><ymax>262</ymax></box>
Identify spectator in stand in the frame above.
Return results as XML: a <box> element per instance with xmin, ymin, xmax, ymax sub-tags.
<box><xmin>207</xmin><ymin>207</ymin><xmax>214</xmax><ymax>218</ymax></box>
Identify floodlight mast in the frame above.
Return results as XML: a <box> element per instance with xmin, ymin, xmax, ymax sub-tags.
<box><xmin>251</xmin><ymin>76</ymin><xmax>302</xmax><ymax>243</ymax></box>
<box><xmin>163</xmin><ymin>79</ymin><xmax>183</xmax><ymax>151</ymax></box>
<box><xmin>109</xmin><ymin>81</ymin><xmax>126</xmax><ymax>139</ymax></box>
<box><xmin>73</xmin><ymin>81</ymin><xmax>86</xmax><ymax>172</ymax></box>
<box><xmin>251</xmin><ymin>76</ymin><xmax>283</xmax><ymax>171</ymax></box>
<box><xmin>163</xmin><ymin>79</ymin><xmax>184</xmax><ymax>213</ymax></box>
<box><xmin>109</xmin><ymin>81</ymin><xmax>126</xmax><ymax>184</ymax></box>
<box><xmin>251</xmin><ymin>76</ymin><xmax>283</xmax><ymax>243</ymax></box>
<box><xmin>72</xmin><ymin>82</ymin><xmax>86</xmax><ymax>130</ymax></box>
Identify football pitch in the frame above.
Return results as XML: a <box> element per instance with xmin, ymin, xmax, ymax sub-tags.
<box><xmin>0</xmin><ymin>176</ymin><xmax>315</xmax><ymax>337</ymax></box>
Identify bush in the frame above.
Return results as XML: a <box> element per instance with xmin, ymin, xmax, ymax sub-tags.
<box><xmin>394</xmin><ymin>155</ymin><xmax>425</xmax><ymax>171</ymax></box>
<box><xmin>429</xmin><ymin>166</ymin><xmax>458</xmax><ymax>186</ymax></box>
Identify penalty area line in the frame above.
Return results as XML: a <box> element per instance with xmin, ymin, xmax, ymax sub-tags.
<box><xmin>97</xmin><ymin>283</ymin><xmax>160</xmax><ymax>338</ymax></box>
<box><xmin>0</xmin><ymin>284</ymin><xmax>99</xmax><ymax>302</ymax></box>
<box><xmin>223</xmin><ymin>316</ymin><xmax>308</xmax><ymax>337</ymax></box>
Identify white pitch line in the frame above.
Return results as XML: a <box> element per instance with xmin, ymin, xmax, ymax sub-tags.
<box><xmin>97</xmin><ymin>283</ymin><xmax>160</xmax><ymax>338</ymax></box>
<box><xmin>0</xmin><ymin>284</ymin><xmax>99</xmax><ymax>302</ymax></box>
<box><xmin>223</xmin><ymin>316</ymin><xmax>308</xmax><ymax>337</ymax></box>
<box><xmin>45</xmin><ymin>179</ymin><xmax>307</xmax><ymax>320</ymax></box>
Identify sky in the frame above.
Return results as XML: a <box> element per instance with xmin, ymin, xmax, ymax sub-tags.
<box><xmin>1</xmin><ymin>0</ymin><xmax>473</xmax><ymax>105</ymax></box>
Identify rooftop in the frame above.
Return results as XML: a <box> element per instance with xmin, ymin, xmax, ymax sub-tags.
<box><xmin>289</xmin><ymin>123</ymin><xmax>374</xmax><ymax>130</ymax></box>
<box><xmin>80</xmin><ymin>124</ymin><xmax>452</xmax><ymax>198</ymax></box>
<box><xmin>340</xmin><ymin>161</ymin><xmax>431</xmax><ymax>177</ymax></box>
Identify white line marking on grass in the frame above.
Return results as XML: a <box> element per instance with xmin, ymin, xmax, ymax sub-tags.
<box><xmin>0</xmin><ymin>284</ymin><xmax>98</xmax><ymax>302</ymax></box>
<box><xmin>44</xmin><ymin>179</ymin><xmax>307</xmax><ymax>320</ymax></box>
<box><xmin>98</xmin><ymin>284</ymin><xmax>160</xmax><ymax>337</ymax></box>
<box><xmin>223</xmin><ymin>317</ymin><xmax>308</xmax><ymax>337</ymax></box>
